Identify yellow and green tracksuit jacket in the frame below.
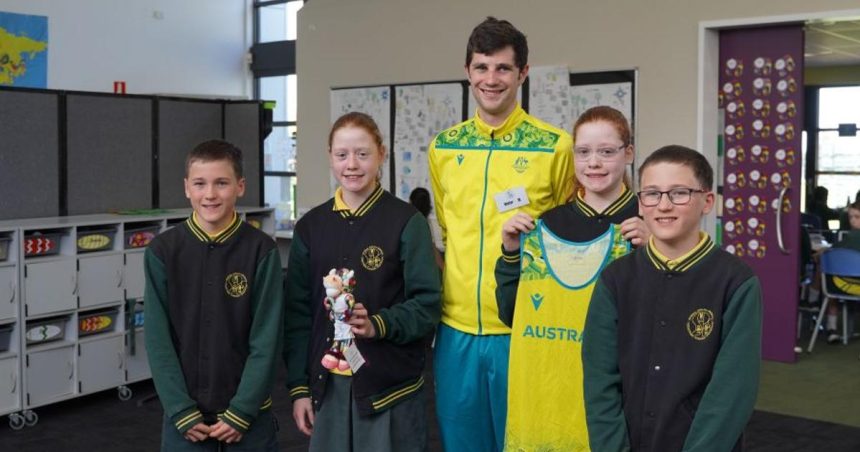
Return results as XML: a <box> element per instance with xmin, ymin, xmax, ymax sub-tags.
<box><xmin>429</xmin><ymin>104</ymin><xmax>574</xmax><ymax>335</ymax></box>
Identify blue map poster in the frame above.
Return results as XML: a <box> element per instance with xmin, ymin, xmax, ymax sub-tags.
<box><xmin>0</xmin><ymin>11</ymin><xmax>48</xmax><ymax>88</ymax></box>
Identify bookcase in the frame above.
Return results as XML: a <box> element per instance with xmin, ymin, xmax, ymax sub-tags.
<box><xmin>0</xmin><ymin>208</ymin><xmax>274</xmax><ymax>430</ymax></box>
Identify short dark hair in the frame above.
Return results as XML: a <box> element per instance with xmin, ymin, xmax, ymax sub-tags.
<box><xmin>466</xmin><ymin>17</ymin><xmax>528</xmax><ymax>71</ymax></box>
<box><xmin>185</xmin><ymin>139</ymin><xmax>244</xmax><ymax>179</ymax></box>
<box><xmin>409</xmin><ymin>187</ymin><xmax>432</xmax><ymax>217</ymax></box>
<box><xmin>638</xmin><ymin>145</ymin><xmax>713</xmax><ymax>190</ymax></box>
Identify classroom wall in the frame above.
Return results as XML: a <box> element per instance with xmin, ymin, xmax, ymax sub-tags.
<box><xmin>296</xmin><ymin>0</ymin><xmax>860</xmax><ymax>210</ymax></box>
<box><xmin>2</xmin><ymin>0</ymin><xmax>252</xmax><ymax>97</ymax></box>
<box><xmin>806</xmin><ymin>65</ymin><xmax>860</xmax><ymax>85</ymax></box>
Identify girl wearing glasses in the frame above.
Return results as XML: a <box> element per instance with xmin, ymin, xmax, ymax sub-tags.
<box><xmin>495</xmin><ymin>106</ymin><xmax>649</xmax><ymax>450</ymax></box>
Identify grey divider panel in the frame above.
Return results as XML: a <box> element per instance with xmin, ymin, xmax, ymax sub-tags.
<box><xmin>224</xmin><ymin>102</ymin><xmax>261</xmax><ymax>207</ymax></box>
<box><xmin>0</xmin><ymin>90</ymin><xmax>59</xmax><ymax>219</ymax></box>
<box><xmin>158</xmin><ymin>99</ymin><xmax>223</xmax><ymax>208</ymax></box>
<box><xmin>66</xmin><ymin>95</ymin><xmax>153</xmax><ymax>215</ymax></box>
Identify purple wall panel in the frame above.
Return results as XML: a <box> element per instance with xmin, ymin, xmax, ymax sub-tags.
<box><xmin>719</xmin><ymin>24</ymin><xmax>804</xmax><ymax>363</ymax></box>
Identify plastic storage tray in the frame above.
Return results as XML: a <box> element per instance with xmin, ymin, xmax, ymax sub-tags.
<box><xmin>26</xmin><ymin>317</ymin><xmax>67</xmax><ymax>345</ymax></box>
<box><xmin>0</xmin><ymin>236</ymin><xmax>10</xmax><ymax>262</ymax></box>
<box><xmin>0</xmin><ymin>324</ymin><xmax>12</xmax><ymax>352</ymax></box>
<box><xmin>77</xmin><ymin>228</ymin><xmax>116</xmax><ymax>253</ymax></box>
<box><xmin>124</xmin><ymin>225</ymin><xmax>159</xmax><ymax>249</ymax></box>
<box><xmin>24</xmin><ymin>232</ymin><xmax>62</xmax><ymax>257</ymax></box>
<box><xmin>79</xmin><ymin>308</ymin><xmax>119</xmax><ymax>337</ymax></box>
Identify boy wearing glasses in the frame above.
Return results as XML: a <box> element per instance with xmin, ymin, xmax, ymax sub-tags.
<box><xmin>583</xmin><ymin>145</ymin><xmax>762</xmax><ymax>451</ymax></box>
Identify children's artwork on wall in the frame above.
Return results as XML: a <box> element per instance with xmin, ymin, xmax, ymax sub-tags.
<box><xmin>393</xmin><ymin>83</ymin><xmax>463</xmax><ymax>201</ymax></box>
<box><xmin>570</xmin><ymin>81</ymin><xmax>633</xmax><ymax>126</ymax></box>
<box><xmin>528</xmin><ymin>66</ymin><xmax>572</xmax><ymax>132</ymax></box>
<box><xmin>330</xmin><ymin>87</ymin><xmax>392</xmax><ymax>193</ymax></box>
<box><xmin>0</xmin><ymin>11</ymin><xmax>48</xmax><ymax>88</ymax></box>
<box><xmin>330</xmin><ymin>69</ymin><xmax>636</xmax><ymax>199</ymax></box>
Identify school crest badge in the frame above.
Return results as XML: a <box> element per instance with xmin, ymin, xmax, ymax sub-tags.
<box><xmin>225</xmin><ymin>272</ymin><xmax>248</xmax><ymax>298</ymax></box>
<box><xmin>687</xmin><ymin>308</ymin><xmax>714</xmax><ymax>341</ymax></box>
<box><xmin>361</xmin><ymin>245</ymin><xmax>384</xmax><ymax>271</ymax></box>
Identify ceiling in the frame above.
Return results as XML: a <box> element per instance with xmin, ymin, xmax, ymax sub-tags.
<box><xmin>805</xmin><ymin>19</ymin><xmax>860</xmax><ymax>67</ymax></box>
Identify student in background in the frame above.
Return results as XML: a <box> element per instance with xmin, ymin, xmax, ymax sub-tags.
<box><xmin>583</xmin><ymin>145</ymin><xmax>762</xmax><ymax>451</ymax></box>
<box><xmin>283</xmin><ymin>112</ymin><xmax>440</xmax><ymax>452</ymax></box>
<box><xmin>822</xmin><ymin>200</ymin><xmax>860</xmax><ymax>342</ymax></box>
<box><xmin>495</xmin><ymin>106</ymin><xmax>648</xmax><ymax>450</ymax></box>
<box><xmin>428</xmin><ymin>16</ymin><xmax>574</xmax><ymax>452</ymax></box>
<box><xmin>409</xmin><ymin>187</ymin><xmax>445</xmax><ymax>270</ymax></box>
<box><xmin>144</xmin><ymin>140</ymin><xmax>284</xmax><ymax>451</ymax></box>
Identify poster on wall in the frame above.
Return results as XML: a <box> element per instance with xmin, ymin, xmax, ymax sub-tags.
<box><xmin>330</xmin><ymin>86</ymin><xmax>392</xmax><ymax>192</ymax></box>
<box><xmin>0</xmin><ymin>11</ymin><xmax>48</xmax><ymax>88</ymax></box>
<box><xmin>528</xmin><ymin>65</ymin><xmax>571</xmax><ymax>131</ymax></box>
<box><xmin>393</xmin><ymin>83</ymin><xmax>463</xmax><ymax>201</ymax></box>
<box><xmin>570</xmin><ymin>81</ymin><xmax>633</xmax><ymax>126</ymax></box>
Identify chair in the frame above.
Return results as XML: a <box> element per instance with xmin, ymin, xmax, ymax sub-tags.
<box><xmin>807</xmin><ymin>248</ymin><xmax>860</xmax><ymax>352</ymax></box>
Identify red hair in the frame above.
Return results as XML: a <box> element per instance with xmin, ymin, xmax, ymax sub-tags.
<box><xmin>571</xmin><ymin>106</ymin><xmax>633</xmax><ymax>199</ymax></box>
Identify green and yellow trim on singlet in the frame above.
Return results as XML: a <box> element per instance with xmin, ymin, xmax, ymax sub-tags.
<box><xmin>333</xmin><ymin>183</ymin><xmax>384</xmax><ymax>218</ymax></box>
<box><xmin>573</xmin><ymin>185</ymin><xmax>634</xmax><ymax>218</ymax></box>
<box><xmin>186</xmin><ymin>211</ymin><xmax>242</xmax><ymax>243</ymax></box>
<box><xmin>646</xmin><ymin>232</ymin><xmax>715</xmax><ymax>272</ymax></box>
<box><xmin>369</xmin><ymin>375</ymin><xmax>424</xmax><ymax>412</ymax></box>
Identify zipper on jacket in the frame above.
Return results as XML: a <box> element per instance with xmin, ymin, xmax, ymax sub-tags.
<box><xmin>475</xmin><ymin>130</ymin><xmax>495</xmax><ymax>334</ymax></box>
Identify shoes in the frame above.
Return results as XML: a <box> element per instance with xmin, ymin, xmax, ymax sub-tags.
<box><xmin>826</xmin><ymin>330</ymin><xmax>842</xmax><ymax>344</ymax></box>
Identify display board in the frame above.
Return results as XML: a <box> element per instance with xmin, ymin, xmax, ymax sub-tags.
<box><xmin>330</xmin><ymin>87</ymin><xmax>392</xmax><ymax>192</ymax></box>
<box><xmin>393</xmin><ymin>83</ymin><xmax>464</xmax><ymax>200</ymax></box>
<box><xmin>66</xmin><ymin>94</ymin><xmax>153</xmax><ymax>215</ymax></box>
<box><xmin>330</xmin><ymin>68</ymin><xmax>637</xmax><ymax>200</ymax></box>
<box><xmin>0</xmin><ymin>90</ymin><xmax>59</xmax><ymax>220</ymax></box>
<box><xmin>0</xmin><ymin>86</ymin><xmax>265</xmax><ymax>220</ymax></box>
<box><xmin>157</xmin><ymin>99</ymin><xmax>223</xmax><ymax>209</ymax></box>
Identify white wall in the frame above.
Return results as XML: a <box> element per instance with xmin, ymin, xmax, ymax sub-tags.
<box><xmin>296</xmin><ymin>0</ymin><xmax>860</xmax><ymax>211</ymax></box>
<box><xmin>2</xmin><ymin>0</ymin><xmax>252</xmax><ymax>97</ymax></box>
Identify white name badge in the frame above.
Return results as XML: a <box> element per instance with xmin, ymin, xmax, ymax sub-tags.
<box><xmin>345</xmin><ymin>342</ymin><xmax>366</xmax><ymax>373</ymax></box>
<box><xmin>494</xmin><ymin>187</ymin><xmax>530</xmax><ymax>213</ymax></box>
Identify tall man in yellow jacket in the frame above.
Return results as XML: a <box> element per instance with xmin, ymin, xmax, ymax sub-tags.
<box><xmin>428</xmin><ymin>17</ymin><xmax>574</xmax><ymax>452</ymax></box>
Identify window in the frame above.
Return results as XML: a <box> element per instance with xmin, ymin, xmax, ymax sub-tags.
<box><xmin>809</xmin><ymin>86</ymin><xmax>860</xmax><ymax>210</ymax></box>
<box><xmin>253</xmin><ymin>1</ymin><xmax>303</xmax><ymax>232</ymax></box>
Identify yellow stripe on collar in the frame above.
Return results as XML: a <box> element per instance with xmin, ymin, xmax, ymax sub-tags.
<box><xmin>574</xmin><ymin>184</ymin><xmax>632</xmax><ymax>217</ymax></box>
<box><xmin>332</xmin><ymin>183</ymin><xmax>384</xmax><ymax>218</ymax></box>
<box><xmin>648</xmin><ymin>232</ymin><xmax>713</xmax><ymax>272</ymax></box>
<box><xmin>188</xmin><ymin>212</ymin><xmax>241</xmax><ymax>243</ymax></box>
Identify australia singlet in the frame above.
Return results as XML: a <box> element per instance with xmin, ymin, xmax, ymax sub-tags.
<box><xmin>505</xmin><ymin>219</ymin><xmax>629</xmax><ymax>451</ymax></box>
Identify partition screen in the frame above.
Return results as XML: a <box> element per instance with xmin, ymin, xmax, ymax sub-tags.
<box><xmin>0</xmin><ymin>90</ymin><xmax>60</xmax><ymax>220</ymax></box>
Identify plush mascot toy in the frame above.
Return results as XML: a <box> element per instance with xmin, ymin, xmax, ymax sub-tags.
<box><xmin>321</xmin><ymin>268</ymin><xmax>356</xmax><ymax>371</ymax></box>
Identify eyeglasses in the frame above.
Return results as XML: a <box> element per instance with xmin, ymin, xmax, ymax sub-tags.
<box><xmin>573</xmin><ymin>145</ymin><xmax>627</xmax><ymax>161</ymax></box>
<box><xmin>637</xmin><ymin>188</ymin><xmax>708</xmax><ymax>207</ymax></box>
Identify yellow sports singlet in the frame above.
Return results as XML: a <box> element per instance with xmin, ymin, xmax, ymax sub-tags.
<box><xmin>505</xmin><ymin>220</ymin><xmax>629</xmax><ymax>451</ymax></box>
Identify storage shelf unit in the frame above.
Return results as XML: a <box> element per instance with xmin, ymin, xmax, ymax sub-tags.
<box><xmin>0</xmin><ymin>208</ymin><xmax>274</xmax><ymax>430</ymax></box>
